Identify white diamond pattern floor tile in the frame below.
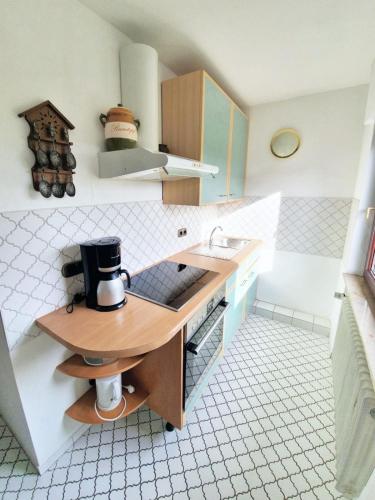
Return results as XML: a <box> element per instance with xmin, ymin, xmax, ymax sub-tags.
<box><xmin>0</xmin><ymin>315</ymin><xmax>342</xmax><ymax>499</ymax></box>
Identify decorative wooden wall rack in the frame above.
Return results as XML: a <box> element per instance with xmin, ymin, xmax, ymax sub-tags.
<box><xmin>18</xmin><ymin>100</ymin><xmax>76</xmax><ymax>198</ymax></box>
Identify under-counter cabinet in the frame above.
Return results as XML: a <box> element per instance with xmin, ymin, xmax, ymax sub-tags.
<box><xmin>224</xmin><ymin>250</ymin><xmax>259</xmax><ymax>346</ymax></box>
<box><xmin>162</xmin><ymin>70</ymin><xmax>249</xmax><ymax>205</ymax></box>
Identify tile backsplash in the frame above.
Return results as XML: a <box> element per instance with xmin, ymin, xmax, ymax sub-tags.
<box><xmin>0</xmin><ymin>201</ymin><xmax>216</xmax><ymax>350</ymax></box>
<box><xmin>0</xmin><ymin>196</ymin><xmax>352</xmax><ymax>351</ymax></box>
<box><xmin>218</xmin><ymin>196</ymin><xmax>352</xmax><ymax>258</ymax></box>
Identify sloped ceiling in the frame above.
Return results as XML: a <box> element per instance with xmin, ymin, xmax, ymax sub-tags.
<box><xmin>80</xmin><ymin>0</ymin><xmax>375</xmax><ymax>107</ymax></box>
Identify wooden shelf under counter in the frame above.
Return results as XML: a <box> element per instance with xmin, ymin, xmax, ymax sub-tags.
<box><xmin>37</xmin><ymin>242</ymin><xmax>262</xmax><ymax>430</ymax></box>
<box><xmin>66</xmin><ymin>385</ymin><xmax>149</xmax><ymax>425</ymax></box>
<box><xmin>57</xmin><ymin>354</ymin><xmax>145</xmax><ymax>379</ymax></box>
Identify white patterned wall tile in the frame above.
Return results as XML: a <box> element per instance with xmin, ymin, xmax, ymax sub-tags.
<box><xmin>0</xmin><ymin>196</ymin><xmax>351</xmax><ymax>351</ymax></box>
<box><xmin>0</xmin><ymin>201</ymin><xmax>217</xmax><ymax>351</ymax></box>
<box><xmin>217</xmin><ymin>194</ymin><xmax>281</xmax><ymax>248</ymax></box>
<box><xmin>217</xmin><ymin>196</ymin><xmax>352</xmax><ymax>258</ymax></box>
<box><xmin>276</xmin><ymin>198</ymin><xmax>352</xmax><ymax>258</ymax></box>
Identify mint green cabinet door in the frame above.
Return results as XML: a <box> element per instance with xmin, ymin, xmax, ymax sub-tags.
<box><xmin>224</xmin><ymin>285</ymin><xmax>245</xmax><ymax>347</ymax></box>
<box><xmin>201</xmin><ymin>76</ymin><xmax>231</xmax><ymax>204</ymax></box>
<box><xmin>229</xmin><ymin>108</ymin><xmax>248</xmax><ymax>200</ymax></box>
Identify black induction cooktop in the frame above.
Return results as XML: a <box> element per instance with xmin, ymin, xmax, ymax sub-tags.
<box><xmin>127</xmin><ymin>260</ymin><xmax>218</xmax><ymax>311</ymax></box>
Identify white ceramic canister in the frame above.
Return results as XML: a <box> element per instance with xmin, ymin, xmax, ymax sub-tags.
<box><xmin>99</xmin><ymin>104</ymin><xmax>139</xmax><ymax>151</ymax></box>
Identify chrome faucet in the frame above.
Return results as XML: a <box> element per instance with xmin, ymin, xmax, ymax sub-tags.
<box><xmin>209</xmin><ymin>225</ymin><xmax>223</xmax><ymax>248</ymax></box>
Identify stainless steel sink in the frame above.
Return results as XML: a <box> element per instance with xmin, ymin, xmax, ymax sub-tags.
<box><xmin>211</xmin><ymin>237</ymin><xmax>251</xmax><ymax>250</ymax></box>
<box><xmin>189</xmin><ymin>238</ymin><xmax>252</xmax><ymax>260</ymax></box>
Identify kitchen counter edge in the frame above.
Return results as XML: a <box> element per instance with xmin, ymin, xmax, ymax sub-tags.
<box><xmin>36</xmin><ymin>239</ymin><xmax>263</xmax><ymax>358</ymax></box>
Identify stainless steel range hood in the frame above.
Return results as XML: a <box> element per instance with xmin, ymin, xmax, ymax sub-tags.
<box><xmin>98</xmin><ymin>147</ymin><xmax>218</xmax><ymax>181</ymax></box>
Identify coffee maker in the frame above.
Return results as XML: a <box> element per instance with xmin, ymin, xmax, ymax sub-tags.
<box><xmin>79</xmin><ymin>237</ymin><xmax>131</xmax><ymax>311</ymax></box>
<box><xmin>62</xmin><ymin>236</ymin><xmax>131</xmax><ymax>311</ymax></box>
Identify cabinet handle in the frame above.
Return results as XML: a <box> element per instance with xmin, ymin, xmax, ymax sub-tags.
<box><xmin>229</xmin><ymin>193</ymin><xmax>234</xmax><ymax>196</ymax></box>
<box><xmin>186</xmin><ymin>300</ymin><xmax>230</xmax><ymax>355</ymax></box>
<box><xmin>218</xmin><ymin>194</ymin><xmax>227</xmax><ymax>197</ymax></box>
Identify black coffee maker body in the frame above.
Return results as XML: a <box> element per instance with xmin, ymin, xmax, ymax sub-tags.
<box><xmin>80</xmin><ymin>237</ymin><xmax>131</xmax><ymax>311</ymax></box>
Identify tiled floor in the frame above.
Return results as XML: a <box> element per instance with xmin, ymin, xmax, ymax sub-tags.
<box><xmin>0</xmin><ymin>314</ymin><xmax>342</xmax><ymax>499</ymax></box>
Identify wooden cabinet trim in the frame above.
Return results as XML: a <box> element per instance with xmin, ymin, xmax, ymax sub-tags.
<box><xmin>226</xmin><ymin>104</ymin><xmax>235</xmax><ymax>196</ymax></box>
<box><xmin>200</xmin><ymin>71</ymin><xmax>206</xmax><ymax>163</ymax></box>
<box><xmin>161</xmin><ymin>70</ymin><xmax>204</xmax><ymax>161</ymax></box>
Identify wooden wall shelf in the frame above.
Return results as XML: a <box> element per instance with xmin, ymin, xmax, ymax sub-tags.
<box><xmin>57</xmin><ymin>354</ymin><xmax>145</xmax><ymax>379</ymax></box>
<box><xmin>66</xmin><ymin>385</ymin><xmax>149</xmax><ymax>424</ymax></box>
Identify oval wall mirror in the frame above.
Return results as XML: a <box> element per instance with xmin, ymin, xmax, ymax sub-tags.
<box><xmin>270</xmin><ymin>128</ymin><xmax>301</xmax><ymax>158</ymax></box>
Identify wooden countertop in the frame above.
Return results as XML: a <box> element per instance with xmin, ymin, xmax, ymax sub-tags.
<box><xmin>36</xmin><ymin>240</ymin><xmax>263</xmax><ymax>358</ymax></box>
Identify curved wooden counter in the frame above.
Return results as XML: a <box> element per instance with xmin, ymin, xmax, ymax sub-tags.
<box><xmin>36</xmin><ymin>240</ymin><xmax>262</xmax><ymax>358</ymax></box>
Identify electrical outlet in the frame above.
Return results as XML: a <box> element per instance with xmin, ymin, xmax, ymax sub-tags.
<box><xmin>177</xmin><ymin>227</ymin><xmax>187</xmax><ymax>238</ymax></box>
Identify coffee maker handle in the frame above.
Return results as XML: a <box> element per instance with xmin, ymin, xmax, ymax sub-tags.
<box><xmin>120</xmin><ymin>269</ymin><xmax>131</xmax><ymax>289</ymax></box>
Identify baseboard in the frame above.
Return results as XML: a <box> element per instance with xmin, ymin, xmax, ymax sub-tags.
<box><xmin>252</xmin><ymin>300</ymin><xmax>331</xmax><ymax>336</ymax></box>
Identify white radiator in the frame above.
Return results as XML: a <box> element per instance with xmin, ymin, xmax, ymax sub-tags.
<box><xmin>332</xmin><ymin>298</ymin><xmax>375</xmax><ymax>498</ymax></box>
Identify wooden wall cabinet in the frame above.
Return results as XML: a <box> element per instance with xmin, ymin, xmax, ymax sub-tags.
<box><xmin>162</xmin><ymin>70</ymin><xmax>249</xmax><ymax>206</ymax></box>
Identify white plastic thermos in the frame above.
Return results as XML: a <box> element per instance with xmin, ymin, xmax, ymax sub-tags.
<box><xmin>95</xmin><ymin>374</ymin><xmax>122</xmax><ymax>411</ymax></box>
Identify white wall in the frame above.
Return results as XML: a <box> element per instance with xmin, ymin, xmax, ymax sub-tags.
<box><xmin>257</xmin><ymin>251</ymin><xmax>342</xmax><ymax>318</ymax></box>
<box><xmin>330</xmin><ymin>63</ymin><xmax>375</xmax><ymax>349</ymax></box>
<box><xmin>11</xmin><ymin>331</ymin><xmax>90</xmax><ymax>472</ymax></box>
<box><xmin>246</xmin><ymin>86</ymin><xmax>367</xmax><ymax>318</ymax></box>
<box><xmin>0</xmin><ymin>0</ymin><xmax>175</xmax><ymax>214</ymax></box>
<box><xmin>344</xmin><ymin>61</ymin><xmax>375</xmax><ymax>275</ymax></box>
<box><xmin>0</xmin><ymin>0</ymin><xmax>175</xmax><ymax>471</ymax></box>
<box><xmin>247</xmin><ymin>86</ymin><xmax>367</xmax><ymax>198</ymax></box>
<box><xmin>326</xmin><ymin>76</ymin><xmax>375</xmax><ymax>500</ymax></box>
<box><xmin>0</xmin><ymin>317</ymin><xmax>38</xmax><ymax>467</ymax></box>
